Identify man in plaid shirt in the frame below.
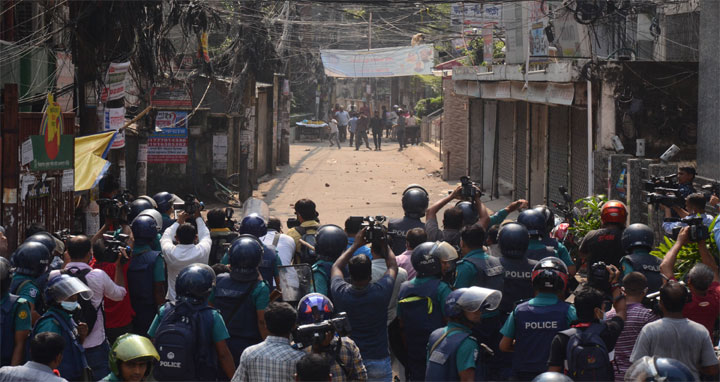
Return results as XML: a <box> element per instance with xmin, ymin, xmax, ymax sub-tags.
<box><xmin>231</xmin><ymin>302</ymin><xmax>305</xmax><ymax>382</ymax></box>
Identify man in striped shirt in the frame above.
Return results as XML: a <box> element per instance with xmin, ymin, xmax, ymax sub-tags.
<box><xmin>605</xmin><ymin>272</ymin><xmax>658</xmax><ymax>381</ymax></box>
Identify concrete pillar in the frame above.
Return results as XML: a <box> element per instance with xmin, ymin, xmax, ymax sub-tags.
<box><xmin>698</xmin><ymin>0</ymin><xmax>720</xmax><ymax>180</ymax></box>
<box><xmin>627</xmin><ymin>158</ymin><xmax>652</xmax><ymax>224</ymax></box>
<box><xmin>597</xmin><ymin>81</ymin><xmax>617</xmax><ymax>151</ymax></box>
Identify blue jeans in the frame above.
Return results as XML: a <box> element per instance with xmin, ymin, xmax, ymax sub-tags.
<box><xmin>86</xmin><ymin>341</ymin><xmax>110</xmax><ymax>381</ymax></box>
<box><xmin>364</xmin><ymin>357</ymin><xmax>392</xmax><ymax>382</ymax></box>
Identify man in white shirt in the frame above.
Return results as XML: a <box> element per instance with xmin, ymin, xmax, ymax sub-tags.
<box><xmin>260</xmin><ymin>217</ymin><xmax>296</xmax><ymax>266</ymax></box>
<box><xmin>334</xmin><ymin>107</ymin><xmax>350</xmax><ymax>143</ymax></box>
<box><xmin>160</xmin><ymin>209</ymin><xmax>212</xmax><ymax>301</ymax></box>
<box><xmin>49</xmin><ymin>235</ymin><xmax>126</xmax><ymax>379</ymax></box>
<box><xmin>327</xmin><ymin>119</ymin><xmax>340</xmax><ymax>149</ymax></box>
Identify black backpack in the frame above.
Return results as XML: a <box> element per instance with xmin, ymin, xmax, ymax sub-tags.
<box><xmin>294</xmin><ymin>226</ymin><xmax>318</xmax><ymax>265</ymax></box>
<box><xmin>562</xmin><ymin>323</ymin><xmax>612</xmax><ymax>381</ymax></box>
<box><xmin>153</xmin><ymin>301</ymin><xmax>217</xmax><ymax>381</ymax></box>
<box><xmin>60</xmin><ymin>267</ymin><xmax>100</xmax><ymax>333</ymax></box>
<box><xmin>209</xmin><ymin>231</ymin><xmax>239</xmax><ymax>266</ymax></box>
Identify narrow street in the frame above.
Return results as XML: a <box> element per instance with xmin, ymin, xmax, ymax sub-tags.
<box><xmin>254</xmin><ymin>142</ymin><xmax>514</xmax><ymax>227</ymax></box>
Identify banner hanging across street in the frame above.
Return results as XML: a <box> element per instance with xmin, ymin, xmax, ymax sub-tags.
<box><xmin>320</xmin><ymin>44</ymin><xmax>435</xmax><ymax>78</ymax></box>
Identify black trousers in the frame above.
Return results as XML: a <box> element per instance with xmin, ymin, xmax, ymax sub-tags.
<box><xmin>338</xmin><ymin>125</ymin><xmax>347</xmax><ymax>142</ymax></box>
<box><xmin>396</xmin><ymin>128</ymin><xmax>406</xmax><ymax>149</ymax></box>
<box><xmin>372</xmin><ymin>129</ymin><xmax>383</xmax><ymax>149</ymax></box>
<box><xmin>356</xmin><ymin>130</ymin><xmax>370</xmax><ymax>149</ymax></box>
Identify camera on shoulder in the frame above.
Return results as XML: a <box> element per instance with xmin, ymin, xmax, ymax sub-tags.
<box><xmin>98</xmin><ymin>233</ymin><xmax>131</xmax><ymax>263</ymax></box>
<box><xmin>293</xmin><ymin>312</ymin><xmax>352</xmax><ymax>349</ymax></box>
<box><xmin>174</xmin><ymin>194</ymin><xmax>205</xmax><ymax>215</ymax></box>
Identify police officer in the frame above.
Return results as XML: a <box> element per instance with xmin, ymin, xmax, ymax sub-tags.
<box><xmin>32</xmin><ymin>274</ymin><xmax>93</xmax><ymax>381</ymax></box>
<box><xmin>152</xmin><ymin>192</ymin><xmax>176</xmax><ymax>233</ymax></box>
<box><xmin>578</xmin><ymin>200</ymin><xmax>627</xmax><ymax>267</ymax></box>
<box><xmin>295</xmin><ymin>293</ymin><xmax>367</xmax><ymax>381</ymax></box>
<box><xmin>147</xmin><ymin>264</ymin><xmax>235</xmax><ymax>381</ymax></box>
<box><xmin>518</xmin><ymin>209</ymin><xmax>576</xmax><ymax>276</ymax></box>
<box><xmin>397</xmin><ymin>242</ymin><xmax>452</xmax><ymax>381</ymax></box>
<box><xmin>103</xmin><ymin>334</ymin><xmax>160</xmax><ymax>381</ymax></box>
<box><xmin>533</xmin><ymin>206</ymin><xmax>573</xmax><ymax>264</ymax></box>
<box><xmin>499</xmin><ymin>257</ymin><xmax>576</xmax><ymax>381</ymax></box>
<box><xmin>389</xmin><ymin>185</ymin><xmax>429</xmax><ymax>256</ymax></box>
<box><xmin>128</xmin><ymin>199</ymin><xmax>155</xmax><ymax>225</ymax></box>
<box><xmin>25</xmin><ymin>232</ymin><xmax>64</xmax><ymax>271</ymax></box>
<box><xmin>497</xmin><ymin>223</ymin><xmax>538</xmax><ymax>315</ymax></box>
<box><xmin>312</xmin><ymin>225</ymin><xmax>348</xmax><ymax>298</ymax></box>
<box><xmin>620</xmin><ymin>223</ymin><xmax>663</xmax><ymax>293</ymax></box>
<box><xmin>9</xmin><ymin>241</ymin><xmax>51</xmax><ymax>323</ymax></box>
<box><xmin>211</xmin><ymin>235</ymin><xmax>270</xmax><ymax>364</ymax></box>
<box><xmin>135</xmin><ymin>209</ymin><xmax>164</xmax><ymax>251</ymax></box>
<box><xmin>425</xmin><ymin>286</ymin><xmax>502</xmax><ymax>382</ymax></box>
<box><xmin>0</xmin><ymin>257</ymin><xmax>31</xmax><ymax>366</ymax></box>
<box><xmin>236</xmin><ymin>214</ymin><xmax>281</xmax><ymax>288</ymax></box>
<box><xmin>128</xmin><ymin>215</ymin><xmax>167</xmax><ymax>336</ymax></box>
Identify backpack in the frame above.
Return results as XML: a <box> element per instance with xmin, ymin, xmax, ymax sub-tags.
<box><xmin>562</xmin><ymin>323</ymin><xmax>612</xmax><ymax>381</ymax></box>
<box><xmin>209</xmin><ymin>231</ymin><xmax>239</xmax><ymax>266</ymax></box>
<box><xmin>60</xmin><ymin>267</ymin><xmax>100</xmax><ymax>333</ymax></box>
<box><xmin>294</xmin><ymin>226</ymin><xmax>318</xmax><ymax>265</ymax></box>
<box><xmin>153</xmin><ymin>301</ymin><xmax>216</xmax><ymax>381</ymax></box>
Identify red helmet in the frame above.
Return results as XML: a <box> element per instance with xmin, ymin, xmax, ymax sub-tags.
<box><xmin>601</xmin><ymin>200</ymin><xmax>627</xmax><ymax>225</ymax></box>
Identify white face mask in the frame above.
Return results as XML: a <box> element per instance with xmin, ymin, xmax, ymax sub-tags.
<box><xmin>60</xmin><ymin>301</ymin><xmax>80</xmax><ymax>311</ymax></box>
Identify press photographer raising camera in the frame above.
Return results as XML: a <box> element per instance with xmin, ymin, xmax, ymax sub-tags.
<box><xmin>662</xmin><ymin>193</ymin><xmax>714</xmax><ymax>236</ymax></box>
<box><xmin>294</xmin><ymin>294</ymin><xmax>367</xmax><ymax>381</ymax></box>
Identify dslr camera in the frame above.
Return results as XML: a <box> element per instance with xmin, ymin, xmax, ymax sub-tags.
<box><xmin>293</xmin><ymin>312</ymin><xmax>352</xmax><ymax>349</ymax></box>
<box><xmin>174</xmin><ymin>194</ymin><xmax>205</xmax><ymax>214</ymax></box>
<box><xmin>287</xmin><ymin>217</ymin><xmax>300</xmax><ymax>229</ymax></box>
<box><xmin>361</xmin><ymin>216</ymin><xmax>387</xmax><ymax>243</ymax></box>
<box><xmin>670</xmin><ymin>216</ymin><xmax>710</xmax><ymax>242</ymax></box>
<box><xmin>460</xmin><ymin>176</ymin><xmax>481</xmax><ymax>199</ymax></box>
<box><xmin>100</xmin><ymin>233</ymin><xmax>131</xmax><ymax>263</ymax></box>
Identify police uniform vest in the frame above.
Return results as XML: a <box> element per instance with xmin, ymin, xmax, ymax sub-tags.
<box><xmin>127</xmin><ymin>250</ymin><xmax>161</xmax><ymax>334</ymax></box>
<box><xmin>10</xmin><ymin>276</ymin><xmax>45</xmax><ymax>314</ymax></box>
<box><xmin>498</xmin><ymin>258</ymin><xmax>538</xmax><ymax>313</ymax></box>
<box><xmin>461</xmin><ymin>256</ymin><xmax>504</xmax><ymax>291</ymax></box>
<box><xmin>259</xmin><ymin>244</ymin><xmax>276</xmax><ymax>287</ymax></box>
<box><xmin>213</xmin><ymin>274</ymin><xmax>262</xmax><ymax>363</ymax></box>
<box><xmin>32</xmin><ymin>309</ymin><xmax>88</xmax><ymax>380</ymax></box>
<box><xmin>1</xmin><ymin>294</ymin><xmax>24</xmax><ymax>366</ymax></box>
<box><xmin>525</xmin><ymin>245</ymin><xmax>556</xmax><ymax>262</ymax></box>
<box><xmin>622</xmin><ymin>253</ymin><xmax>663</xmax><ymax>293</ymax></box>
<box><xmin>312</xmin><ymin>260</ymin><xmax>334</xmax><ymax>296</ymax></box>
<box><xmin>388</xmin><ymin>216</ymin><xmax>424</xmax><ymax>258</ymax></box>
<box><xmin>398</xmin><ymin>278</ymin><xmax>445</xmax><ymax>381</ymax></box>
<box><xmin>511</xmin><ymin>300</ymin><xmax>570</xmax><ymax>374</ymax></box>
<box><xmin>425</xmin><ymin>327</ymin><xmax>483</xmax><ymax>382</ymax></box>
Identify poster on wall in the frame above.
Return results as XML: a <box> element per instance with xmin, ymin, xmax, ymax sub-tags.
<box><xmin>31</xmin><ymin>94</ymin><xmax>73</xmax><ymax>171</ymax></box>
<box><xmin>100</xmin><ymin>61</ymin><xmax>131</xmax><ymax>102</ymax></box>
<box><xmin>98</xmin><ymin>106</ymin><xmax>126</xmax><ymax>148</ymax></box>
<box><xmin>148</xmin><ymin>111</ymin><xmax>188</xmax><ymax>163</ymax></box>
<box><xmin>213</xmin><ymin>135</ymin><xmax>228</xmax><ymax>170</ymax></box>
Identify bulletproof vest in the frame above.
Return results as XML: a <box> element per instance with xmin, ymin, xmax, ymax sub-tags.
<box><xmin>426</xmin><ymin>328</ymin><xmax>483</xmax><ymax>382</ymax></box>
<box><xmin>161</xmin><ymin>216</ymin><xmax>175</xmax><ymax>234</ymax></box>
<box><xmin>388</xmin><ymin>217</ymin><xmax>424</xmax><ymax>257</ymax></box>
<box><xmin>213</xmin><ymin>274</ymin><xmax>262</xmax><ymax>361</ymax></box>
<box><xmin>623</xmin><ymin>253</ymin><xmax>663</xmax><ymax>293</ymax></box>
<box><xmin>259</xmin><ymin>244</ymin><xmax>276</xmax><ymax>288</ymax></box>
<box><xmin>525</xmin><ymin>244</ymin><xmax>557</xmax><ymax>262</ymax></box>
<box><xmin>127</xmin><ymin>250</ymin><xmax>161</xmax><ymax>306</ymax></box>
<box><xmin>398</xmin><ymin>279</ymin><xmax>445</xmax><ymax>381</ymax></box>
<box><xmin>10</xmin><ymin>276</ymin><xmax>45</xmax><ymax>314</ymax></box>
<box><xmin>1</xmin><ymin>295</ymin><xmax>19</xmax><ymax>366</ymax></box>
<box><xmin>312</xmin><ymin>260</ymin><xmax>334</xmax><ymax>298</ymax></box>
<box><xmin>499</xmin><ymin>258</ymin><xmax>538</xmax><ymax>313</ymax></box>
<box><xmin>462</xmin><ymin>255</ymin><xmax>504</xmax><ymax>291</ymax></box>
<box><xmin>541</xmin><ymin>236</ymin><xmax>560</xmax><ymax>249</ymax></box>
<box><xmin>32</xmin><ymin>309</ymin><xmax>88</xmax><ymax>381</ymax></box>
<box><xmin>512</xmin><ymin>300</ymin><xmax>570</xmax><ymax>373</ymax></box>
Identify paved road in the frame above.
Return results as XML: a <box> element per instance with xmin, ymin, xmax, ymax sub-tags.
<box><xmin>253</xmin><ymin>141</ymin><xmax>516</xmax><ymax>229</ymax></box>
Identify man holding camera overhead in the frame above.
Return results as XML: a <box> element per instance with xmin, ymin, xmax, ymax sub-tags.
<box><xmin>160</xmin><ymin>201</ymin><xmax>212</xmax><ymax>302</ymax></box>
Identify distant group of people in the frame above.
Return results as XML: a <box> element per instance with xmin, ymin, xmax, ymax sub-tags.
<box><xmin>328</xmin><ymin>104</ymin><xmax>419</xmax><ymax>151</ymax></box>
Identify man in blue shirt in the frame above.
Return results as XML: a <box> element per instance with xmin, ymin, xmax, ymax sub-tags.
<box><xmin>331</xmin><ymin>228</ymin><xmax>397</xmax><ymax>382</ymax></box>
<box><xmin>662</xmin><ymin>193</ymin><xmax>714</xmax><ymax>235</ymax></box>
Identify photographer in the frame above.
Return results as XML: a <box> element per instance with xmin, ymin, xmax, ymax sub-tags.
<box><xmin>659</xmin><ymin>226</ymin><xmax>720</xmax><ymax>340</ymax></box>
<box><xmin>160</xmin><ymin>205</ymin><xmax>211</xmax><ymax>302</ymax></box>
<box><xmin>662</xmin><ymin>193</ymin><xmax>714</xmax><ymax>236</ymax></box>
<box><xmin>207</xmin><ymin>208</ymin><xmax>239</xmax><ymax>266</ymax></box>
<box><xmin>677</xmin><ymin>166</ymin><xmax>697</xmax><ymax>198</ymax></box>
<box><xmin>295</xmin><ymin>294</ymin><xmax>367</xmax><ymax>381</ymax></box>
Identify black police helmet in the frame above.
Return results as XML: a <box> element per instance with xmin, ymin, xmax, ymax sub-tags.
<box><xmin>128</xmin><ymin>199</ymin><xmax>154</xmax><ymax>223</ymax></box>
<box><xmin>498</xmin><ymin>222</ymin><xmax>530</xmax><ymax>259</ymax></box>
<box><xmin>11</xmin><ymin>242</ymin><xmax>51</xmax><ymax>277</ymax></box>
<box><xmin>531</xmin><ymin>257</ymin><xmax>569</xmax><ymax>292</ymax></box>
<box><xmin>533</xmin><ymin>205</ymin><xmax>554</xmax><ymax>233</ymax></box>
<box><xmin>25</xmin><ymin>232</ymin><xmax>57</xmax><ymax>254</ymax></box>
<box><xmin>411</xmin><ymin>242</ymin><xmax>442</xmax><ymax>277</ymax></box>
<box><xmin>517</xmin><ymin>209</ymin><xmax>546</xmax><ymax>236</ymax></box>
<box><xmin>455</xmin><ymin>201</ymin><xmax>478</xmax><ymax>226</ymax></box>
<box><xmin>625</xmin><ymin>356</ymin><xmax>695</xmax><ymax>382</ymax></box>
<box><xmin>621</xmin><ymin>223</ymin><xmax>654</xmax><ymax>253</ymax></box>
<box><xmin>0</xmin><ymin>257</ymin><xmax>11</xmax><ymax>295</ymax></box>
<box><xmin>315</xmin><ymin>225</ymin><xmax>348</xmax><ymax>261</ymax></box>
<box><xmin>131</xmin><ymin>215</ymin><xmax>158</xmax><ymax>243</ymax></box>
<box><xmin>152</xmin><ymin>192</ymin><xmax>174</xmax><ymax>212</ymax></box>
<box><xmin>228</xmin><ymin>235</ymin><xmax>264</xmax><ymax>282</ymax></box>
<box><xmin>402</xmin><ymin>185</ymin><xmax>429</xmax><ymax>219</ymax></box>
<box><xmin>175</xmin><ymin>263</ymin><xmax>215</xmax><ymax>304</ymax></box>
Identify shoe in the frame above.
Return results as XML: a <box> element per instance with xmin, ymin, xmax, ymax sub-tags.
<box><xmin>355</xmin><ymin>148</ymin><xmax>359</xmax><ymax>151</ymax></box>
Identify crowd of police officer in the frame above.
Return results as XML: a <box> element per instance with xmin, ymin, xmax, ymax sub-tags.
<box><xmin>0</xmin><ymin>176</ymin><xmax>718</xmax><ymax>382</ymax></box>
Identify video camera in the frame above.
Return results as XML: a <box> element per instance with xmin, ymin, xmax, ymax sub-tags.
<box><xmin>644</xmin><ymin>281</ymin><xmax>686</xmax><ymax>316</ymax></box>
<box><xmin>100</xmin><ymin>233</ymin><xmax>131</xmax><ymax>263</ymax></box>
<box><xmin>287</xmin><ymin>217</ymin><xmax>300</xmax><ymax>230</ymax></box>
<box><xmin>53</xmin><ymin>229</ymin><xmax>71</xmax><ymax>243</ymax></box>
<box><xmin>362</xmin><ymin>216</ymin><xmax>387</xmax><ymax>243</ymax></box>
<box><xmin>669</xmin><ymin>216</ymin><xmax>710</xmax><ymax>242</ymax></box>
<box><xmin>173</xmin><ymin>194</ymin><xmax>205</xmax><ymax>215</ymax></box>
<box><xmin>97</xmin><ymin>191</ymin><xmax>132</xmax><ymax>221</ymax></box>
<box><xmin>293</xmin><ymin>312</ymin><xmax>352</xmax><ymax>349</ymax></box>
<box><xmin>701</xmin><ymin>183</ymin><xmax>720</xmax><ymax>202</ymax></box>
<box><xmin>460</xmin><ymin>176</ymin><xmax>482</xmax><ymax>199</ymax></box>
<box><xmin>643</xmin><ymin>174</ymin><xmax>685</xmax><ymax>208</ymax></box>
<box><xmin>587</xmin><ymin>261</ymin><xmax>612</xmax><ymax>295</ymax></box>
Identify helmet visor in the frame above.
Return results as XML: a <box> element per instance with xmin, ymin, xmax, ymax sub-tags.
<box><xmin>114</xmin><ymin>334</ymin><xmax>160</xmax><ymax>362</ymax></box>
<box><xmin>457</xmin><ymin>286</ymin><xmax>502</xmax><ymax>313</ymax></box>
<box><xmin>50</xmin><ymin>275</ymin><xmax>93</xmax><ymax>301</ymax></box>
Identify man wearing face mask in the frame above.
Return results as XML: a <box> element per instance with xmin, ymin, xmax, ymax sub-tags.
<box><xmin>32</xmin><ymin>274</ymin><xmax>94</xmax><ymax>381</ymax></box>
